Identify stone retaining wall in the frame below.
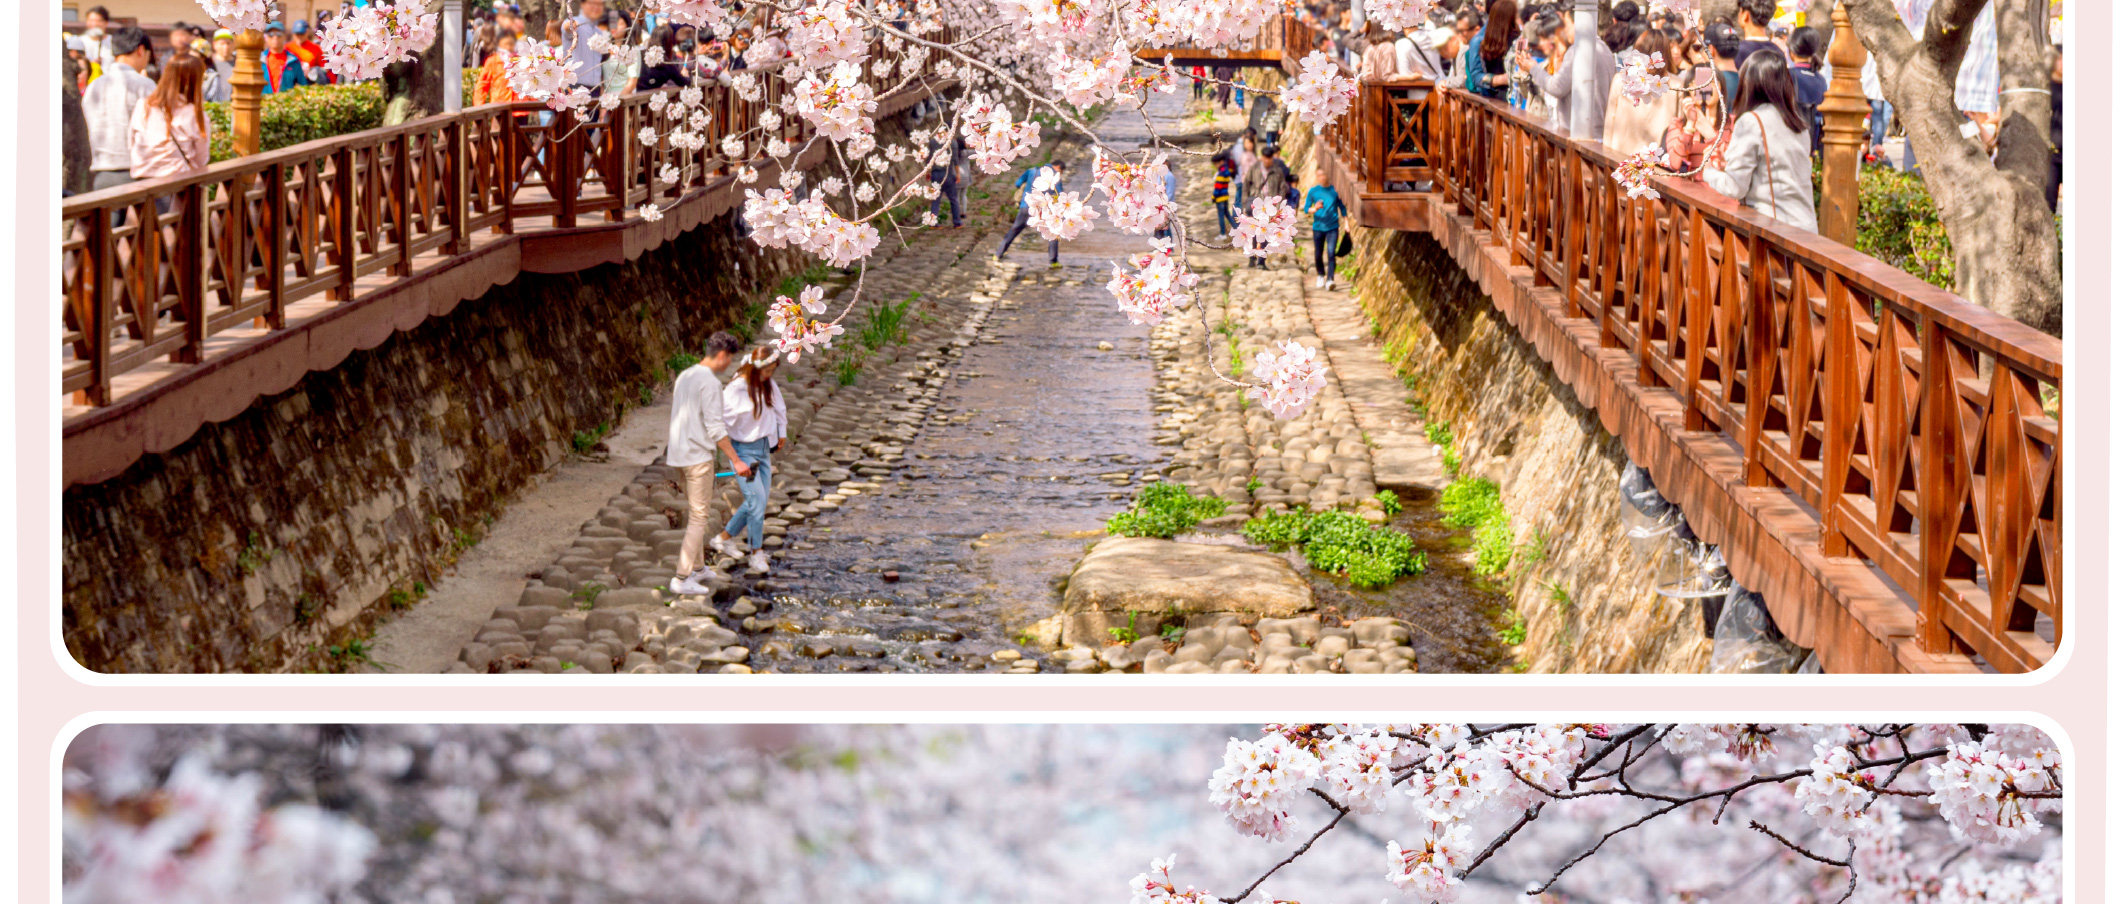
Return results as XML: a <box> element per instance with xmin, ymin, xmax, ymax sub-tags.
<box><xmin>62</xmin><ymin>217</ymin><xmax>811</xmax><ymax>673</ymax></box>
<box><xmin>1339</xmin><ymin>226</ymin><xmax>1712</xmax><ymax>673</ymax></box>
<box><xmin>1273</xmin><ymin>103</ymin><xmax>1711</xmax><ymax>674</ymax></box>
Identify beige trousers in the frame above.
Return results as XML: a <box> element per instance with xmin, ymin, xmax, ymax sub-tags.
<box><xmin>676</xmin><ymin>461</ymin><xmax>718</xmax><ymax>578</ymax></box>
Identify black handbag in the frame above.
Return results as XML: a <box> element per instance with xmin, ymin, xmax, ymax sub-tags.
<box><xmin>1336</xmin><ymin>230</ymin><xmax>1352</xmax><ymax>257</ymax></box>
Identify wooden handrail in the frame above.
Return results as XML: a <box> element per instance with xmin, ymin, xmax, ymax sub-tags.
<box><xmin>61</xmin><ymin>30</ymin><xmax>952</xmax><ymax>414</ymax></box>
<box><xmin>1423</xmin><ymin>86</ymin><xmax>2061</xmax><ymax>670</ymax></box>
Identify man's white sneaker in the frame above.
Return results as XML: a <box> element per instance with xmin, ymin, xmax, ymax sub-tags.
<box><xmin>710</xmin><ymin>535</ymin><xmax>746</xmax><ymax>560</ymax></box>
<box><xmin>1326</xmin><ymin>277</ymin><xmax>1337</xmax><ymax>291</ymax></box>
<box><xmin>747</xmin><ymin>550</ymin><xmax>770</xmax><ymax>574</ymax></box>
<box><xmin>668</xmin><ymin>576</ymin><xmax>710</xmax><ymax>596</ymax></box>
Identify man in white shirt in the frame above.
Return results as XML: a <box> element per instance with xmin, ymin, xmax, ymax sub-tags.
<box><xmin>568</xmin><ymin>0</ymin><xmax>608</xmax><ymax>96</ymax></box>
<box><xmin>83</xmin><ymin>25</ymin><xmax>156</xmax><ymax>192</ymax></box>
<box><xmin>1394</xmin><ymin>24</ymin><xmax>1447</xmax><ymax>82</ymax></box>
<box><xmin>667</xmin><ymin>332</ymin><xmax>749</xmax><ymax>595</ymax></box>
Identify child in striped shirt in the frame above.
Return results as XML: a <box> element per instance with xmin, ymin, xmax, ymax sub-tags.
<box><xmin>1212</xmin><ymin>151</ymin><xmax>1237</xmax><ymax>236</ymax></box>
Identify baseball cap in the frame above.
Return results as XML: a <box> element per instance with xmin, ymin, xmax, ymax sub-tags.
<box><xmin>292</xmin><ymin>20</ymin><xmax>310</xmax><ymax>34</ymax></box>
<box><xmin>264</xmin><ymin>21</ymin><xmax>286</xmax><ymax>33</ymax></box>
<box><xmin>64</xmin><ymin>34</ymin><xmax>85</xmax><ymax>51</ymax></box>
<box><xmin>214</xmin><ymin>28</ymin><xmax>234</xmax><ymax>40</ymax></box>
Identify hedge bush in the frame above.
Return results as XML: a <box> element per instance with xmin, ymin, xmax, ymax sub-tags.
<box><xmin>206</xmin><ymin>82</ymin><xmax>386</xmax><ymax>162</ymax></box>
<box><xmin>1852</xmin><ymin>166</ymin><xmax>1956</xmax><ymax>291</ymax></box>
<box><xmin>1105</xmin><ymin>482</ymin><xmax>1228</xmax><ymax>539</ymax></box>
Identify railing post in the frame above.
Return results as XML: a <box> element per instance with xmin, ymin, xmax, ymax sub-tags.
<box><xmin>1364</xmin><ymin>82</ymin><xmax>1386</xmax><ymax>195</ymax></box>
<box><xmin>330</xmin><ymin>147</ymin><xmax>358</xmax><ymax>300</ymax></box>
<box><xmin>448</xmin><ymin>118</ymin><xmax>470</xmax><ymax>254</ymax></box>
<box><xmin>1916</xmin><ymin>313</ymin><xmax>1955</xmax><ymax>654</ymax></box>
<box><xmin>83</xmin><ymin>206</ymin><xmax>114</xmax><ymax>406</ymax></box>
<box><xmin>1818</xmin><ymin>2</ymin><xmax>1869</xmax><ymax>246</ymax></box>
<box><xmin>175</xmin><ymin>182</ymin><xmax>207</xmax><ymax>363</ymax></box>
<box><xmin>231</xmin><ymin>30</ymin><xmax>266</xmax><ymax>157</ymax></box>
<box><xmin>391</xmin><ymin>133</ymin><xmax>414</xmax><ymax>275</ymax></box>
<box><xmin>264</xmin><ymin>162</ymin><xmax>287</xmax><ymax>327</ymax></box>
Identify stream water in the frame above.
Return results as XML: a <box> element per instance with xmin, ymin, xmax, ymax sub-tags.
<box><xmin>741</xmin><ymin>95</ymin><xmax>1510</xmax><ymax>674</ymax></box>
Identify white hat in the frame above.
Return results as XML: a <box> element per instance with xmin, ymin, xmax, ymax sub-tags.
<box><xmin>745</xmin><ymin>345</ymin><xmax>780</xmax><ymax>366</ymax></box>
<box><xmin>64</xmin><ymin>34</ymin><xmax>85</xmax><ymax>51</ymax></box>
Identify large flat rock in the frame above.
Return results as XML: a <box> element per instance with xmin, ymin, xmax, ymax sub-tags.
<box><xmin>1059</xmin><ymin>537</ymin><xmax>1313</xmax><ymax>645</ymax></box>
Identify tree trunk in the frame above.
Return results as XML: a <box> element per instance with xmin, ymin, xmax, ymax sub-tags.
<box><xmin>1806</xmin><ymin>0</ymin><xmax>1837</xmax><ymax>29</ymax></box>
<box><xmin>1701</xmin><ymin>0</ymin><xmax>1737</xmax><ymax>24</ymax></box>
<box><xmin>1842</xmin><ymin>0</ymin><xmax>2060</xmax><ymax>334</ymax></box>
<box><xmin>381</xmin><ymin>37</ymin><xmax>449</xmax><ymax>127</ymax></box>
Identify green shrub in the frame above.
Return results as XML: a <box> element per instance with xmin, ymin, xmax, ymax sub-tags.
<box><xmin>1373</xmin><ymin>489</ymin><xmax>1403</xmax><ymax>516</ymax></box>
<box><xmin>1438</xmin><ymin>478</ymin><xmax>1503</xmax><ymax>529</ymax></box>
<box><xmin>205</xmin><ymin>82</ymin><xmax>386</xmax><ymax>163</ymax></box>
<box><xmin>1852</xmin><ymin>167</ymin><xmax>1956</xmax><ymax>291</ymax></box>
<box><xmin>1241</xmin><ymin>508</ymin><xmax>1426</xmax><ymax>590</ymax></box>
<box><xmin>1471</xmin><ymin>518</ymin><xmax>1516</xmax><ymax>575</ymax></box>
<box><xmin>1106</xmin><ymin>482</ymin><xmax>1228</xmax><ymax>538</ymax></box>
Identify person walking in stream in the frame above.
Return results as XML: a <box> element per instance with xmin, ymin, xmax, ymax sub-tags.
<box><xmin>996</xmin><ymin>158</ymin><xmax>1067</xmax><ymax>268</ymax></box>
<box><xmin>1303</xmin><ymin>167</ymin><xmax>1347</xmax><ymax>290</ymax></box>
<box><xmin>667</xmin><ymin>331</ymin><xmax>749</xmax><ymax>596</ymax></box>
<box><xmin>709</xmin><ymin>347</ymin><xmax>788</xmax><ymax>576</ymax></box>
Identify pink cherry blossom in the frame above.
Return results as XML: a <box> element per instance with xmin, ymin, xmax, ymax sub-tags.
<box><xmin>1246</xmin><ymin>341</ymin><xmax>1329</xmax><ymax>419</ymax></box>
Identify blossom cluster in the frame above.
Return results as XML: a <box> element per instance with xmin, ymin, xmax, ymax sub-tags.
<box><xmin>960</xmin><ymin>96</ymin><xmax>1044</xmax><ymax>173</ymax></box>
<box><xmin>1178</xmin><ymin>723</ymin><xmax>2062</xmax><ymax>904</ymax></box>
<box><xmin>1106</xmin><ymin>239</ymin><xmax>1200</xmax><ymax>325</ymax></box>
<box><xmin>1092</xmin><ymin>153</ymin><xmax>1176</xmax><ymax>234</ymax></box>
<box><xmin>1926</xmin><ymin>738</ymin><xmax>2060</xmax><ymax>846</ymax></box>
<box><xmin>1281</xmin><ymin>51</ymin><xmax>1359</xmax><ymax>134</ymax></box>
<box><xmin>742</xmin><ymin>187</ymin><xmax>881</xmax><ymax>267</ymax></box>
<box><xmin>1246</xmin><ymin>341</ymin><xmax>1330</xmax><ymax>420</ymax></box>
<box><xmin>1612</xmin><ymin>143</ymin><xmax>1666</xmax><ymax>201</ymax></box>
<box><xmin>767</xmin><ymin>285</ymin><xmax>846</xmax><ymax>361</ymax></box>
<box><xmin>1615</xmin><ymin>49</ymin><xmax>1668</xmax><ymax>106</ymax></box>
<box><xmin>504</xmin><ymin>40</ymin><xmax>590</xmax><ymax>112</ymax></box>
<box><xmin>1231</xmin><ymin>195</ymin><xmax>1299</xmax><ymax>257</ymax></box>
<box><xmin>196</xmin><ymin>0</ymin><xmax>275</xmax><ymax>34</ymax></box>
<box><xmin>63</xmin><ymin>753</ymin><xmax>377</xmax><ymax>904</ymax></box>
<box><xmin>791</xmin><ymin>60</ymin><xmax>881</xmax><ymax>142</ymax></box>
<box><xmin>316</xmin><ymin>0</ymin><xmax>438</xmax><ymax>83</ymax></box>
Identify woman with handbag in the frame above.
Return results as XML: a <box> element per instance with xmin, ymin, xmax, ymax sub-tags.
<box><xmin>1704</xmin><ymin>51</ymin><xmax>1818</xmax><ymax>234</ymax></box>
<box><xmin>1303</xmin><ymin>167</ymin><xmax>1348</xmax><ymax>290</ymax></box>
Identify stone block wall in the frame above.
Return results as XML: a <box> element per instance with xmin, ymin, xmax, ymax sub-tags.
<box><xmin>62</xmin><ymin>216</ymin><xmax>808</xmax><ymax>672</ymax></box>
<box><xmin>1343</xmin><ymin>227</ymin><xmax>1713</xmax><ymax>673</ymax></box>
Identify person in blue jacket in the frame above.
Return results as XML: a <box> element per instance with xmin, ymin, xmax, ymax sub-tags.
<box><xmin>1303</xmin><ymin>169</ymin><xmax>1347</xmax><ymax>290</ymax></box>
<box><xmin>996</xmin><ymin>159</ymin><xmax>1067</xmax><ymax>268</ymax></box>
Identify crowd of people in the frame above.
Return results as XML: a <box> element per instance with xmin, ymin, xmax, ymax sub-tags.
<box><xmin>1329</xmin><ymin>0</ymin><xmax>2063</xmax><ymax>237</ymax></box>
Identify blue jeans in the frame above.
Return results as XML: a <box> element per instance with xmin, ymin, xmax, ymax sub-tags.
<box><xmin>722</xmin><ymin>437</ymin><xmax>772</xmax><ymax>549</ymax></box>
<box><xmin>1215</xmin><ymin>200</ymin><xmax>1234</xmax><ymax>235</ymax></box>
<box><xmin>1868</xmin><ymin>101</ymin><xmax>1890</xmax><ymax>153</ymax></box>
<box><xmin>930</xmin><ymin>174</ymin><xmax>963</xmax><ymax>225</ymax></box>
<box><xmin>997</xmin><ymin>208</ymin><xmax>1057</xmax><ymax>262</ymax></box>
<box><xmin>1235</xmin><ymin>86</ymin><xmax>1245</xmax><ymax>109</ymax></box>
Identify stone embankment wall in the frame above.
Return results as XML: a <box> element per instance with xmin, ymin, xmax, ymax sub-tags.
<box><xmin>1274</xmin><ymin>102</ymin><xmax>1711</xmax><ymax>674</ymax></box>
<box><xmin>1342</xmin><ymin>228</ymin><xmax>1710</xmax><ymax>673</ymax></box>
<box><xmin>63</xmin><ymin>217</ymin><xmax>808</xmax><ymax>673</ymax></box>
<box><xmin>63</xmin><ymin>111</ymin><xmax>939</xmax><ymax>673</ymax></box>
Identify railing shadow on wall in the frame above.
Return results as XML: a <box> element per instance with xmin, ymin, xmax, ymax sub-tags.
<box><xmin>60</xmin><ymin>29</ymin><xmax>952</xmax><ymax>416</ymax></box>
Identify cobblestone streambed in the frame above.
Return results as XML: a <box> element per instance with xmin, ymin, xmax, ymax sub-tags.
<box><xmin>445</xmin><ymin>91</ymin><xmax>1509</xmax><ymax>675</ymax></box>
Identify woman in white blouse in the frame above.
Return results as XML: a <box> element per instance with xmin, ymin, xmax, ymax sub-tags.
<box><xmin>709</xmin><ymin>346</ymin><xmax>788</xmax><ymax>574</ymax></box>
<box><xmin>129</xmin><ymin>53</ymin><xmax>211</xmax><ymax>212</ymax></box>
<box><xmin>1704</xmin><ymin>51</ymin><xmax>1819</xmax><ymax>234</ymax></box>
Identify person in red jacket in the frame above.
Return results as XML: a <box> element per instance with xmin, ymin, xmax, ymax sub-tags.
<box><xmin>288</xmin><ymin>18</ymin><xmax>329</xmax><ymax>84</ymax></box>
<box><xmin>261</xmin><ymin>22</ymin><xmax>310</xmax><ymax>94</ymax></box>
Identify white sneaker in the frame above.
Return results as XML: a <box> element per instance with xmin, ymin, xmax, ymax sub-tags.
<box><xmin>747</xmin><ymin>550</ymin><xmax>770</xmax><ymax>574</ymax></box>
<box><xmin>667</xmin><ymin>576</ymin><xmax>710</xmax><ymax>596</ymax></box>
<box><xmin>1326</xmin><ymin>277</ymin><xmax>1337</xmax><ymax>291</ymax></box>
<box><xmin>710</xmin><ymin>535</ymin><xmax>746</xmax><ymax>560</ymax></box>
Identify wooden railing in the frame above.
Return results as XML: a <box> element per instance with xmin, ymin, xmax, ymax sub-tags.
<box><xmin>61</xmin><ymin>30</ymin><xmax>949</xmax><ymax>409</ymax></box>
<box><xmin>1427</xmin><ymin>88</ymin><xmax>2062</xmax><ymax>671</ymax></box>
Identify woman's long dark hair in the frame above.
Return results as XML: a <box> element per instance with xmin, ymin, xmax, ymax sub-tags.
<box><xmin>1479</xmin><ymin>0</ymin><xmax>1520</xmax><ymax>60</ymax></box>
<box><xmin>736</xmin><ymin>356</ymin><xmax>780</xmax><ymax>418</ymax></box>
<box><xmin>145</xmin><ymin>53</ymin><xmax>207</xmax><ymax>164</ymax></box>
<box><xmin>1735</xmin><ymin>50</ymin><xmax>1807</xmax><ymax>134</ymax></box>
